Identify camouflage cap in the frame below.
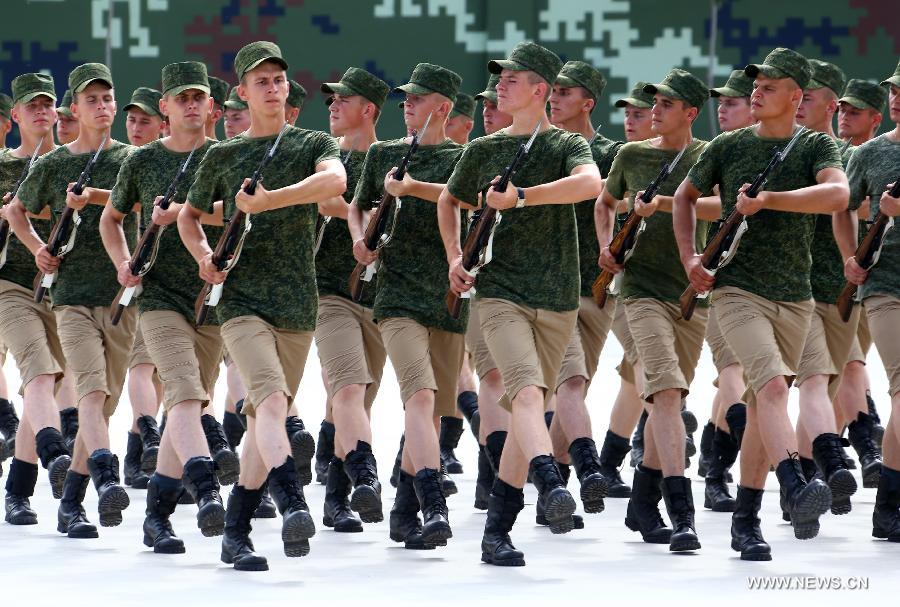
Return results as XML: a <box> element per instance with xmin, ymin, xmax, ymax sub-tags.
<box><xmin>555</xmin><ymin>60</ymin><xmax>607</xmax><ymax>102</ymax></box>
<box><xmin>644</xmin><ymin>68</ymin><xmax>708</xmax><ymax>110</ymax></box>
<box><xmin>0</xmin><ymin>93</ymin><xmax>11</xmax><ymax>119</ymax></box>
<box><xmin>745</xmin><ymin>47</ymin><xmax>811</xmax><ymax>90</ymax></box>
<box><xmin>614</xmin><ymin>81</ymin><xmax>654</xmax><ymax>108</ymax></box>
<box><xmin>224</xmin><ymin>86</ymin><xmax>248</xmax><ymax>111</ymax></box>
<box><xmin>474</xmin><ymin>74</ymin><xmax>500</xmax><ymax>104</ymax></box>
<box><xmin>287</xmin><ymin>79</ymin><xmax>307</xmax><ymax>109</ymax></box>
<box><xmin>69</xmin><ymin>62</ymin><xmax>114</xmax><ymax>93</ymax></box>
<box><xmin>450</xmin><ymin>93</ymin><xmax>475</xmax><ymax>119</ymax></box>
<box><xmin>57</xmin><ymin>89</ymin><xmax>74</xmax><ymax>117</ymax></box>
<box><xmin>881</xmin><ymin>59</ymin><xmax>900</xmax><ymax>88</ymax></box>
<box><xmin>161</xmin><ymin>61</ymin><xmax>210</xmax><ymax>97</ymax></box>
<box><xmin>123</xmin><ymin>87</ymin><xmax>163</xmax><ymax>119</ymax></box>
<box><xmin>488</xmin><ymin>41</ymin><xmax>562</xmax><ymax>88</ymax></box>
<box><xmin>394</xmin><ymin>63</ymin><xmax>461</xmax><ymax>102</ymax></box>
<box><xmin>321</xmin><ymin>67</ymin><xmax>390</xmax><ymax>109</ymax></box>
<box><xmin>710</xmin><ymin>69</ymin><xmax>754</xmax><ymax>98</ymax></box>
<box><xmin>234</xmin><ymin>41</ymin><xmax>288</xmax><ymax>80</ymax></box>
<box><xmin>11</xmin><ymin>73</ymin><xmax>56</xmax><ymax>105</ymax></box>
<box><xmin>807</xmin><ymin>59</ymin><xmax>846</xmax><ymax>96</ymax></box>
<box><xmin>208</xmin><ymin>76</ymin><xmax>230</xmax><ymax>108</ymax></box>
<box><xmin>839</xmin><ymin>79</ymin><xmax>888</xmax><ymax>113</ymax></box>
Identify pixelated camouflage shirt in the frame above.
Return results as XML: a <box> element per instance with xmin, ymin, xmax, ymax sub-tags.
<box><xmin>187</xmin><ymin>126</ymin><xmax>340</xmax><ymax>331</ymax></box>
<box><xmin>17</xmin><ymin>140</ymin><xmax>137</xmax><ymax>307</ymax></box>
<box><xmin>315</xmin><ymin>149</ymin><xmax>376</xmax><ymax>307</ymax></box>
<box><xmin>605</xmin><ymin>138</ymin><xmax>709</xmax><ymax>303</ymax></box>
<box><xmin>687</xmin><ymin>126</ymin><xmax>843</xmax><ymax>301</ymax></box>
<box><xmin>354</xmin><ymin>138</ymin><xmax>467</xmax><ymax>333</ymax></box>
<box><xmin>577</xmin><ymin>134</ymin><xmax>623</xmax><ymax>297</ymax></box>
<box><xmin>847</xmin><ymin>133</ymin><xmax>900</xmax><ymax>301</ymax></box>
<box><xmin>447</xmin><ymin>127</ymin><xmax>595</xmax><ymax>312</ymax></box>
<box><xmin>0</xmin><ymin>148</ymin><xmax>54</xmax><ymax>290</ymax></box>
<box><xmin>111</xmin><ymin>138</ymin><xmax>222</xmax><ymax>322</ymax></box>
<box><xmin>809</xmin><ymin>138</ymin><xmax>854</xmax><ymax>304</ymax></box>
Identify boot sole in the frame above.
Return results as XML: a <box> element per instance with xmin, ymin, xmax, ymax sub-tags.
<box><xmin>198</xmin><ymin>503</ymin><xmax>226</xmax><ymax>537</ymax></box>
<box><xmin>580</xmin><ymin>475</ymin><xmax>609</xmax><ymax>514</ymax></box>
<box><xmin>625</xmin><ymin>516</ymin><xmax>672</xmax><ymax>543</ymax></box>
<box><xmin>445</xmin><ymin>462</ymin><xmax>463</xmax><ymax>474</ymax></box>
<box><xmin>6</xmin><ymin>512</ymin><xmax>38</xmax><ymax>525</ymax></box>
<box><xmin>421</xmin><ymin>521</ymin><xmax>453</xmax><ymax>545</ymax></box>
<box><xmin>828</xmin><ymin>469</ymin><xmax>857</xmax><ymax>515</ymax></box>
<box><xmin>670</xmin><ymin>536</ymin><xmax>701</xmax><ymax>552</ymax></box>
<box><xmin>221</xmin><ymin>551</ymin><xmax>269</xmax><ymax>571</ymax></box>
<box><xmin>48</xmin><ymin>455</ymin><xmax>72</xmax><ymax>500</ymax></box>
<box><xmin>862</xmin><ymin>462</ymin><xmax>882</xmax><ymax>489</ymax></box>
<box><xmin>214</xmin><ymin>449</ymin><xmax>240</xmax><ymax>486</ymax></box>
<box><xmin>282</xmin><ymin>509</ymin><xmax>316</xmax><ymax>557</ymax></box>
<box><xmin>704</xmin><ymin>493</ymin><xmax>737</xmax><ymax>513</ymax></box>
<box><xmin>140</xmin><ymin>446</ymin><xmax>159</xmax><ymax>475</ymax></box>
<box><xmin>740</xmin><ymin>551</ymin><xmax>772</xmax><ymax>561</ymax></box>
<box><xmin>442</xmin><ymin>479</ymin><xmax>458</xmax><ymax>496</ymax></box>
<box><xmin>290</xmin><ymin>430</ymin><xmax>316</xmax><ymax>486</ymax></box>
<box><xmin>481</xmin><ymin>552</ymin><xmax>525</xmax><ymax>567</ymax></box>
<box><xmin>58</xmin><ymin>521</ymin><xmax>99</xmax><ymax>538</ymax></box>
<box><xmin>350</xmin><ymin>485</ymin><xmax>384</xmax><ymax>523</ymax></box>
<box><xmin>790</xmin><ymin>482</ymin><xmax>832</xmax><ymax>540</ymax></box>
<box><xmin>681</xmin><ymin>410</ymin><xmax>699</xmax><ymax>434</ymax></box>
<box><xmin>543</xmin><ymin>490</ymin><xmax>577</xmax><ymax>534</ymax></box>
<box><xmin>143</xmin><ymin>533</ymin><xmax>186</xmax><ymax>554</ymax></box>
<box><xmin>323</xmin><ymin>514</ymin><xmax>363</xmax><ymax>533</ymax></box>
<box><xmin>98</xmin><ymin>486</ymin><xmax>130</xmax><ymax>527</ymax></box>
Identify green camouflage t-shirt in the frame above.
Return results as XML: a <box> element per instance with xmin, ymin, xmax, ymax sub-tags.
<box><xmin>577</xmin><ymin>135</ymin><xmax>623</xmax><ymax>297</ymax></box>
<box><xmin>187</xmin><ymin>126</ymin><xmax>340</xmax><ymax>331</ymax></box>
<box><xmin>605</xmin><ymin>138</ymin><xmax>709</xmax><ymax>303</ymax></box>
<box><xmin>354</xmin><ymin>139</ymin><xmax>467</xmax><ymax>333</ymax></box>
<box><xmin>111</xmin><ymin>138</ymin><xmax>222</xmax><ymax>322</ymax></box>
<box><xmin>446</xmin><ymin>127</ymin><xmax>595</xmax><ymax>312</ymax></box>
<box><xmin>0</xmin><ymin>149</ymin><xmax>53</xmax><ymax>289</ymax></box>
<box><xmin>687</xmin><ymin>127</ymin><xmax>843</xmax><ymax>301</ymax></box>
<box><xmin>17</xmin><ymin>141</ymin><xmax>137</xmax><ymax>307</ymax></box>
<box><xmin>847</xmin><ymin>134</ymin><xmax>900</xmax><ymax>301</ymax></box>
<box><xmin>315</xmin><ymin>149</ymin><xmax>376</xmax><ymax>307</ymax></box>
<box><xmin>809</xmin><ymin>138</ymin><xmax>854</xmax><ymax>304</ymax></box>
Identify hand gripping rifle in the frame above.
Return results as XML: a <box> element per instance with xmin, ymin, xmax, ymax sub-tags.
<box><xmin>0</xmin><ymin>137</ymin><xmax>44</xmax><ymax>269</ymax></box>
<box><xmin>679</xmin><ymin>126</ymin><xmax>806</xmax><ymax>320</ymax></box>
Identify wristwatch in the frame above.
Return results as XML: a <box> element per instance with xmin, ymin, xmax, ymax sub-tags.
<box><xmin>515</xmin><ymin>187</ymin><xmax>526</xmax><ymax>208</ymax></box>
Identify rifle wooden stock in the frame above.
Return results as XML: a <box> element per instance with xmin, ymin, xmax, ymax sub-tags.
<box><xmin>109</xmin><ymin>224</ymin><xmax>162</xmax><ymax>325</ymax></box>
<box><xmin>348</xmin><ymin>192</ymin><xmax>396</xmax><ymax>302</ymax></box>
<box><xmin>445</xmin><ymin>206</ymin><xmax>497</xmax><ymax>319</ymax></box>
<box><xmin>194</xmin><ymin>210</ymin><xmax>246</xmax><ymax>326</ymax></box>
<box><xmin>591</xmin><ymin>210</ymin><xmax>642</xmax><ymax>307</ymax></box>
<box><xmin>678</xmin><ymin>209</ymin><xmax>744</xmax><ymax>321</ymax></box>
<box><xmin>34</xmin><ymin>206</ymin><xmax>77</xmax><ymax>303</ymax></box>
<box><xmin>836</xmin><ymin>212</ymin><xmax>891</xmax><ymax>322</ymax></box>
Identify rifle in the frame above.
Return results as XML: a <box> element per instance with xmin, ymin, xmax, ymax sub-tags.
<box><xmin>109</xmin><ymin>146</ymin><xmax>198</xmax><ymax>325</ymax></box>
<box><xmin>347</xmin><ymin>112</ymin><xmax>432</xmax><ymax>301</ymax></box>
<box><xmin>679</xmin><ymin>126</ymin><xmax>806</xmax><ymax>320</ymax></box>
<box><xmin>835</xmin><ymin>177</ymin><xmax>900</xmax><ymax>321</ymax></box>
<box><xmin>0</xmin><ymin>137</ymin><xmax>44</xmax><ymax>269</ymax></box>
<box><xmin>194</xmin><ymin>124</ymin><xmax>289</xmax><ymax>326</ymax></box>
<box><xmin>444</xmin><ymin>121</ymin><xmax>542</xmax><ymax>319</ymax></box>
<box><xmin>591</xmin><ymin>144</ymin><xmax>689</xmax><ymax>307</ymax></box>
<box><xmin>34</xmin><ymin>135</ymin><xmax>108</xmax><ymax>303</ymax></box>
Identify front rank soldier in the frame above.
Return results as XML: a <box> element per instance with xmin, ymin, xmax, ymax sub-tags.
<box><xmin>205</xmin><ymin>76</ymin><xmax>229</xmax><ymax>140</ymax></box>
<box><xmin>56</xmin><ymin>90</ymin><xmax>79</xmax><ymax>145</ymax></box>
<box><xmin>223</xmin><ymin>86</ymin><xmax>250</xmax><ymax>139</ymax></box>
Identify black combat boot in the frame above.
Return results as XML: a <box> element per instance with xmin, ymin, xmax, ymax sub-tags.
<box><xmin>704</xmin><ymin>428</ymin><xmax>738</xmax><ymax>512</ymax></box>
<box><xmin>136</xmin><ymin>415</ymin><xmax>160</xmax><ymax>475</ymax></box>
<box><xmin>323</xmin><ymin>457</ymin><xmax>362</xmax><ymax>533</ymax></box>
<box><xmin>86</xmin><ymin>449</ymin><xmax>129</xmax><ymax>527</ymax></box>
<box><xmin>183</xmin><ymin>456</ymin><xmax>226</xmax><ymax>536</ymax></box>
<box><xmin>389</xmin><ymin>434</ymin><xmax>404</xmax><ymax>488</ymax></box>
<box><xmin>123</xmin><ymin>431</ymin><xmax>149</xmax><ymax>489</ymax></box>
<box><xmin>698</xmin><ymin>421</ymin><xmax>715</xmax><ymax>477</ymax></box>
<box><xmin>57</xmin><ymin>470</ymin><xmax>98</xmax><ymax>538</ymax></box>
<box><xmin>724</xmin><ymin>403</ymin><xmax>747</xmax><ymax>445</ymax></box>
<box><xmin>413</xmin><ymin>467</ymin><xmax>452</xmax><ymax>545</ymax></box>
<box><xmin>440</xmin><ymin>462</ymin><xmax>457</xmax><ymax>496</ymax></box>
<box><xmin>221</xmin><ymin>486</ymin><xmax>268</xmax><ymax>571</ymax></box>
<box><xmin>268</xmin><ymin>457</ymin><xmax>316</xmax><ymax>557</ymax></box>
<box><xmin>662</xmin><ymin>476</ymin><xmax>700</xmax><ymax>552</ymax></box>
<box><xmin>730</xmin><ymin>486</ymin><xmax>771</xmax><ymax>561</ymax></box>
<box><xmin>812</xmin><ymin>432</ymin><xmax>857</xmax><ymax>515</ymax></box>
<box><xmin>535</xmin><ymin>458</ymin><xmax>584</xmax><ymax>528</ymax></box>
<box><xmin>201</xmin><ymin>414</ymin><xmax>240</xmax><ymax>485</ymax></box>
<box><xmin>625</xmin><ymin>465</ymin><xmax>672</xmax><ymax>543</ymax></box>
<box><xmin>314</xmin><ymin>420</ymin><xmax>335</xmax><ymax>484</ymax></box>
<box><xmin>544</xmin><ymin>410</ymin><xmax>554</xmax><ymax>429</ymax></box>
<box><xmin>481</xmin><ymin>479</ymin><xmax>526</xmax><ymax>567</ymax></box>
<box><xmin>389</xmin><ymin>470</ymin><xmax>434</xmax><ymax>550</ymax></box>
<box><xmin>222</xmin><ymin>410</ymin><xmax>245</xmax><ymax>452</ymax></box>
<box><xmin>776</xmin><ymin>453</ymin><xmax>831</xmax><ymax>540</ymax></box>
<box><xmin>143</xmin><ymin>474</ymin><xmax>186</xmax><ymax>554</ymax></box>
<box><xmin>847</xmin><ymin>411</ymin><xmax>883</xmax><ymax>489</ymax></box>
<box><xmin>866</xmin><ymin>390</ymin><xmax>884</xmax><ymax>448</ymax></box>
<box><xmin>253</xmin><ymin>486</ymin><xmax>277</xmax><ymax>519</ymax></box>
<box><xmin>598</xmin><ymin>430</ymin><xmax>632</xmax><ymax>498</ymax></box>
<box><xmin>0</xmin><ymin>399</ymin><xmax>18</xmax><ymax>458</ymax></box>
<box><xmin>59</xmin><ymin>407</ymin><xmax>79</xmax><ymax>453</ymax></box>
<box><xmin>343</xmin><ymin>440</ymin><xmax>383</xmax><ymax>523</ymax></box>
<box><xmin>285</xmin><ymin>416</ymin><xmax>315</xmax><ymax>486</ymax></box>
<box><xmin>474</xmin><ymin>445</ymin><xmax>494</xmax><ymax>510</ymax></box>
<box><xmin>529</xmin><ymin>455</ymin><xmax>576</xmax><ymax>534</ymax></box>
<box><xmin>872</xmin><ymin>465</ymin><xmax>900</xmax><ymax>542</ymax></box>
<box><xmin>439</xmin><ymin>416</ymin><xmax>465</xmax><ymax>474</ymax></box>
<box><xmin>456</xmin><ymin>391</ymin><xmax>479</xmax><ymax>439</ymax></box>
<box><xmin>484</xmin><ymin>430</ymin><xmax>506</xmax><ymax>473</ymax></box>
<box><xmin>5</xmin><ymin>458</ymin><xmax>38</xmax><ymax>525</ymax></box>
<box><xmin>682</xmin><ymin>406</ymin><xmax>698</xmax><ymax>463</ymax></box>
<box><xmin>630</xmin><ymin>410</ymin><xmax>648</xmax><ymax>468</ymax></box>
<box><xmin>568</xmin><ymin>437</ymin><xmax>610</xmax><ymax>513</ymax></box>
<box><xmin>35</xmin><ymin>427</ymin><xmax>71</xmax><ymax>499</ymax></box>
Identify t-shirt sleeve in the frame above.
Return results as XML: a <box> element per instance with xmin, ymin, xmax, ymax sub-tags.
<box><xmin>564</xmin><ymin>134</ymin><xmax>595</xmax><ymax>174</ymax></box>
<box><xmin>187</xmin><ymin>146</ymin><xmax>223</xmax><ymax>214</ymax></box>
<box><xmin>353</xmin><ymin>143</ymin><xmax>382</xmax><ymax>212</ymax></box>
<box><xmin>15</xmin><ymin>155</ymin><xmax>50</xmax><ymax>214</ymax></box>
<box><xmin>846</xmin><ymin>146</ymin><xmax>867</xmax><ymax>212</ymax></box>
<box><xmin>603</xmin><ymin>146</ymin><xmax>629</xmax><ymax>201</ymax></box>
<box><xmin>812</xmin><ymin>133</ymin><xmax>844</xmax><ymax>175</ymax></box>
<box><xmin>445</xmin><ymin>144</ymin><xmax>481</xmax><ymax>206</ymax></box>
<box><xmin>686</xmin><ymin>134</ymin><xmax>724</xmax><ymax>196</ymax></box>
<box><xmin>110</xmin><ymin>151</ymin><xmax>140</xmax><ymax>215</ymax></box>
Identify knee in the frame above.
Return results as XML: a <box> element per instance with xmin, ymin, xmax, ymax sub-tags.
<box><xmin>483</xmin><ymin>369</ymin><xmax>502</xmax><ymax>389</ymax></box>
<box><xmin>511</xmin><ymin>385</ymin><xmax>543</xmax><ymax>410</ymax></box>
<box><xmin>757</xmin><ymin>378</ymin><xmax>789</xmax><ymax>405</ymax></box>
<box><xmin>256</xmin><ymin>393</ymin><xmax>288</xmax><ymax>422</ymax></box>
<box><xmin>557</xmin><ymin>376</ymin><xmax>585</xmax><ymax>404</ymax></box>
<box><xmin>333</xmin><ymin>383</ymin><xmax>365</xmax><ymax>407</ymax></box>
<box><xmin>404</xmin><ymin>389</ymin><xmax>434</xmax><ymax>414</ymax></box>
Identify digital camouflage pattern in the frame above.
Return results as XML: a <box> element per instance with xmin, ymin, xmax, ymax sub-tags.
<box><xmin>809</xmin><ymin>139</ymin><xmax>854</xmax><ymax>304</ymax></box>
<box><xmin>187</xmin><ymin>126</ymin><xmax>340</xmax><ymax>331</ymax></box>
<box><xmin>577</xmin><ymin>134</ymin><xmax>622</xmax><ymax>297</ymax></box>
<box><xmin>110</xmin><ymin>138</ymin><xmax>221</xmax><ymax>322</ymax></box>
<box><xmin>447</xmin><ymin>127</ymin><xmax>594</xmax><ymax>313</ymax></box>
<box><xmin>847</xmin><ymin>134</ymin><xmax>900</xmax><ymax>301</ymax></box>
<box><xmin>687</xmin><ymin>127</ymin><xmax>843</xmax><ymax>301</ymax></box>
<box><xmin>17</xmin><ymin>140</ymin><xmax>136</xmax><ymax>307</ymax></box>
<box><xmin>354</xmin><ymin>138</ymin><xmax>467</xmax><ymax>333</ymax></box>
<box><xmin>605</xmin><ymin>138</ymin><xmax>709</xmax><ymax>303</ymax></box>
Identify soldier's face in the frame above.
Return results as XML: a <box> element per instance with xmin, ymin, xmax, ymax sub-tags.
<box><xmin>797</xmin><ymin>87</ymin><xmax>836</xmax><ymax>128</ymax></box>
<box><xmin>623</xmin><ymin>104</ymin><xmax>652</xmax><ymax>142</ymax></box>
<box><xmin>837</xmin><ymin>103</ymin><xmax>880</xmax><ymax>140</ymax></box>
<box><xmin>651</xmin><ymin>94</ymin><xmax>693</xmax><ymax>135</ymax></box>
<box><xmin>224</xmin><ymin>108</ymin><xmax>250</xmax><ymax>138</ymax></box>
<box><xmin>717</xmin><ymin>96</ymin><xmax>753</xmax><ymax>132</ymax></box>
<box><xmin>161</xmin><ymin>89</ymin><xmax>210</xmax><ymax>133</ymax></box>
<box><xmin>56</xmin><ymin>113</ymin><xmax>79</xmax><ymax>144</ymax></box>
<box><xmin>12</xmin><ymin>95</ymin><xmax>57</xmax><ymax>138</ymax></box>
<box><xmin>750</xmin><ymin>76</ymin><xmax>800</xmax><ymax>121</ymax></box>
<box><xmin>239</xmin><ymin>63</ymin><xmax>288</xmax><ymax>118</ymax></box>
<box><xmin>482</xmin><ymin>99</ymin><xmax>511</xmax><ymax>135</ymax></box>
<box><xmin>125</xmin><ymin>109</ymin><xmax>164</xmax><ymax>146</ymax></box>
<box><xmin>402</xmin><ymin>93</ymin><xmax>444</xmax><ymax>131</ymax></box>
<box><xmin>496</xmin><ymin>70</ymin><xmax>544</xmax><ymax>113</ymax></box>
<box><xmin>890</xmin><ymin>85</ymin><xmax>900</xmax><ymax>124</ymax></box>
<box><xmin>549</xmin><ymin>86</ymin><xmax>592</xmax><ymax>125</ymax></box>
<box><xmin>445</xmin><ymin>114</ymin><xmax>472</xmax><ymax>144</ymax></box>
<box><xmin>328</xmin><ymin>94</ymin><xmax>366</xmax><ymax>136</ymax></box>
<box><xmin>73</xmin><ymin>83</ymin><xmax>116</xmax><ymax>130</ymax></box>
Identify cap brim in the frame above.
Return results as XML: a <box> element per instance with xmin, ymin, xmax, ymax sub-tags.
<box><xmin>123</xmin><ymin>102</ymin><xmax>162</xmax><ymax>118</ymax></box>
<box><xmin>57</xmin><ymin>108</ymin><xmax>74</xmax><ymax>117</ymax></box>
<box><xmin>839</xmin><ymin>96</ymin><xmax>876</xmax><ymax>111</ymax></box>
<box><xmin>554</xmin><ymin>75</ymin><xmax>581</xmax><ymax>89</ymax></box>
<box><xmin>393</xmin><ymin>82</ymin><xmax>434</xmax><ymax>96</ymax></box>
<box><xmin>73</xmin><ymin>77</ymin><xmax>113</xmax><ymax>93</ymax></box>
<box><xmin>17</xmin><ymin>91</ymin><xmax>57</xmax><ymax>105</ymax></box>
<box><xmin>744</xmin><ymin>64</ymin><xmax>790</xmax><ymax>81</ymax></box>
<box><xmin>614</xmin><ymin>97</ymin><xmax>652</xmax><ymax>108</ymax></box>
<box><xmin>644</xmin><ymin>83</ymin><xmax>683</xmax><ymax>102</ymax></box>
<box><xmin>321</xmin><ymin>82</ymin><xmax>356</xmax><ymax>97</ymax></box>
<box><xmin>474</xmin><ymin>91</ymin><xmax>497</xmax><ymax>103</ymax></box>
<box><xmin>709</xmin><ymin>86</ymin><xmax>746</xmax><ymax>98</ymax></box>
<box><xmin>880</xmin><ymin>76</ymin><xmax>900</xmax><ymax>88</ymax></box>
<box><xmin>806</xmin><ymin>78</ymin><xmax>827</xmax><ymax>90</ymax></box>
<box><xmin>165</xmin><ymin>84</ymin><xmax>211</xmax><ymax>97</ymax></box>
<box><xmin>242</xmin><ymin>56</ymin><xmax>288</xmax><ymax>78</ymax></box>
<box><xmin>224</xmin><ymin>101</ymin><xmax>248</xmax><ymax>111</ymax></box>
<box><xmin>488</xmin><ymin>59</ymin><xmax>529</xmax><ymax>75</ymax></box>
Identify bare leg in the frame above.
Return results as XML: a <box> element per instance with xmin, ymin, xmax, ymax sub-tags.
<box><xmin>331</xmin><ymin>383</ymin><xmax>372</xmax><ymax>458</ymax></box>
<box><xmin>754</xmin><ymin>377</ymin><xmax>797</xmax><ymax>467</ymax></box>
<box><xmin>128</xmin><ymin>364</ymin><xmax>160</xmax><ymax>432</ymax></box>
<box><xmin>403</xmin><ymin>389</ymin><xmax>439</xmax><ymax>471</ymax></box>
<box><xmin>645</xmin><ymin>389</ymin><xmax>685</xmax><ymax>477</ymax></box>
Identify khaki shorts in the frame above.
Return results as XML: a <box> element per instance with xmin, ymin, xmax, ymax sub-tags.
<box><xmin>315</xmin><ymin>296</ymin><xmax>386</xmax><ymax>410</ymax></box>
<box><xmin>706</xmin><ymin>303</ymin><xmax>741</xmax><ymax>373</ymax></box>
<box><xmin>0</xmin><ymin>341</ymin><xmax>6</xmax><ymax>365</ymax></box>
<box><xmin>223</xmin><ymin>348</ymin><xmax>233</xmax><ymax>367</ymax></box>
<box><xmin>865</xmin><ymin>295</ymin><xmax>900</xmax><ymax>397</ymax></box>
<box><xmin>796</xmin><ymin>302</ymin><xmax>860</xmax><ymax>395</ymax></box>
<box><xmin>611</xmin><ymin>299</ymin><xmax>638</xmax><ymax>384</ymax></box>
<box><xmin>847</xmin><ymin>306</ymin><xmax>872</xmax><ymax>364</ymax></box>
<box><xmin>140</xmin><ymin>310</ymin><xmax>223</xmax><ymax>412</ymax></box>
<box><xmin>0</xmin><ymin>280</ymin><xmax>65</xmax><ymax>387</ymax></box>
<box><xmin>379</xmin><ymin>317</ymin><xmax>464</xmax><ymax>418</ymax></box>
<box><xmin>478</xmin><ymin>297</ymin><xmax>576</xmax><ymax>413</ymax></box>
<box><xmin>463</xmin><ymin>300</ymin><xmax>497</xmax><ymax>378</ymax></box>
<box><xmin>128</xmin><ymin>324</ymin><xmax>155</xmax><ymax>369</ymax></box>
<box><xmin>557</xmin><ymin>296</ymin><xmax>615</xmax><ymax>388</ymax></box>
<box><xmin>711</xmin><ymin>287</ymin><xmax>813</xmax><ymax>403</ymax></box>
<box><xmin>55</xmin><ymin>305</ymin><xmax>137</xmax><ymax>417</ymax></box>
<box><xmin>625</xmin><ymin>298</ymin><xmax>707</xmax><ymax>402</ymax></box>
<box><xmin>220</xmin><ymin>315</ymin><xmax>313</xmax><ymax>418</ymax></box>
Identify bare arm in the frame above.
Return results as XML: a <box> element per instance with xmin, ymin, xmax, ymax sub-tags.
<box><xmin>7</xmin><ymin>197</ymin><xmax>46</xmax><ymax>255</ymax></box>
<box><xmin>178</xmin><ymin>202</ymin><xmax>213</xmax><ymax>264</ymax></box>
<box><xmin>516</xmin><ymin>163</ymin><xmax>602</xmax><ymax>206</ymax></box>
<box><xmin>242</xmin><ymin>159</ymin><xmax>347</xmax><ymax>212</ymax></box>
<box><xmin>832</xmin><ymin>207</ymin><xmax>859</xmax><ymax>261</ymax></box>
<box><xmin>673</xmin><ymin>177</ymin><xmax>715</xmax><ymax>294</ymax></box>
<box><xmin>759</xmin><ymin>167</ymin><xmax>849</xmax><ymax>214</ymax></box>
<box><xmin>594</xmin><ymin>189</ymin><xmax>619</xmax><ymax>252</ymax></box>
<box><xmin>438</xmin><ymin>187</ymin><xmax>463</xmax><ymax>264</ymax></box>
<box><xmin>318</xmin><ymin>196</ymin><xmax>349</xmax><ymax>220</ymax></box>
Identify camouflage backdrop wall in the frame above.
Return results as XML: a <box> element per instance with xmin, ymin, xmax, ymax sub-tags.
<box><xmin>2</xmin><ymin>0</ymin><xmax>898</xmax><ymax>146</ymax></box>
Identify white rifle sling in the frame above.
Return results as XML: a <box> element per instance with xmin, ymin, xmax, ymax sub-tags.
<box><xmin>869</xmin><ymin>217</ymin><xmax>894</xmax><ymax>268</ymax></box>
<box><xmin>206</xmin><ymin>283</ymin><xmax>224</xmax><ymax>307</ymax></box>
<box><xmin>58</xmin><ymin>211</ymin><xmax>82</xmax><ymax>257</ymax></box>
<box><xmin>0</xmin><ymin>239</ymin><xmax>9</xmax><ymax>269</ymax></box>
<box><xmin>221</xmin><ymin>214</ymin><xmax>253</xmax><ymax>273</ymax></box>
<box><xmin>696</xmin><ymin>218</ymin><xmax>749</xmax><ymax>300</ymax></box>
<box><xmin>363</xmin><ymin>200</ymin><xmax>402</xmax><ymax>283</ymax></box>
<box><xmin>313</xmin><ymin>216</ymin><xmax>331</xmax><ymax>255</ymax></box>
<box><xmin>118</xmin><ymin>285</ymin><xmax>138</xmax><ymax>307</ymax></box>
<box><xmin>460</xmin><ymin>212</ymin><xmax>502</xmax><ymax>299</ymax></box>
<box><xmin>138</xmin><ymin>225</ymin><xmax>167</xmax><ymax>276</ymax></box>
